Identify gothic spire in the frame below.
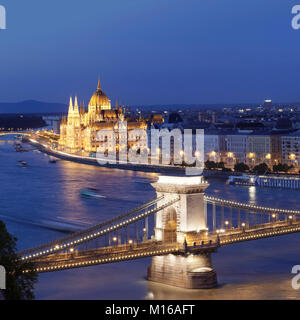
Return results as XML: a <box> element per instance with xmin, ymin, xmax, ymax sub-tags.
<box><xmin>79</xmin><ymin>101</ymin><xmax>83</xmax><ymax>114</ymax></box>
<box><xmin>68</xmin><ymin>96</ymin><xmax>73</xmax><ymax>114</ymax></box>
<box><xmin>74</xmin><ymin>96</ymin><xmax>79</xmax><ymax>111</ymax></box>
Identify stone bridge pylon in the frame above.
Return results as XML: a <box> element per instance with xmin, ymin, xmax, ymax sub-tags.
<box><xmin>148</xmin><ymin>175</ymin><xmax>218</xmax><ymax>289</ymax></box>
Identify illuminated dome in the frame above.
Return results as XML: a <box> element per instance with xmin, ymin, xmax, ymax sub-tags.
<box><xmin>88</xmin><ymin>79</ymin><xmax>111</xmax><ymax>110</ymax></box>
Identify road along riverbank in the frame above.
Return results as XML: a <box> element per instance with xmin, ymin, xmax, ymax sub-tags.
<box><xmin>24</xmin><ymin>137</ymin><xmax>237</xmax><ymax>178</ymax></box>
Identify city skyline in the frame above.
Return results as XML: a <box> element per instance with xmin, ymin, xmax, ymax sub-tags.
<box><xmin>2</xmin><ymin>0</ymin><xmax>300</xmax><ymax>304</ymax></box>
<box><xmin>0</xmin><ymin>0</ymin><xmax>300</xmax><ymax>106</ymax></box>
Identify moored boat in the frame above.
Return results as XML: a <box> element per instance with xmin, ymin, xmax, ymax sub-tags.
<box><xmin>256</xmin><ymin>175</ymin><xmax>300</xmax><ymax>189</ymax></box>
<box><xmin>228</xmin><ymin>174</ymin><xmax>256</xmax><ymax>186</ymax></box>
<box><xmin>228</xmin><ymin>173</ymin><xmax>300</xmax><ymax>190</ymax></box>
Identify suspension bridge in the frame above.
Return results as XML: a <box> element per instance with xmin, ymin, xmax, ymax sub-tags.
<box><xmin>19</xmin><ymin>175</ymin><xmax>300</xmax><ymax>289</ymax></box>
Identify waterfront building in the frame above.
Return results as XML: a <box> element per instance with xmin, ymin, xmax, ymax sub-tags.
<box><xmin>218</xmin><ymin>132</ymin><xmax>281</xmax><ymax>168</ymax></box>
<box><xmin>225</xmin><ymin>133</ymin><xmax>248</xmax><ymax>166</ymax></box>
<box><xmin>247</xmin><ymin>134</ymin><xmax>273</xmax><ymax>166</ymax></box>
<box><xmin>204</xmin><ymin>131</ymin><xmax>221</xmax><ymax>162</ymax></box>
<box><xmin>59</xmin><ymin>79</ymin><xmax>148</xmax><ymax>155</ymax></box>
<box><xmin>270</xmin><ymin>134</ymin><xmax>282</xmax><ymax>165</ymax></box>
<box><xmin>225</xmin><ymin>132</ymin><xmax>282</xmax><ymax>167</ymax></box>
<box><xmin>281</xmin><ymin>132</ymin><xmax>300</xmax><ymax>167</ymax></box>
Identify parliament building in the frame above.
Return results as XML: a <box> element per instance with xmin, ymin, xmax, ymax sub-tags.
<box><xmin>58</xmin><ymin>79</ymin><xmax>148</xmax><ymax>156</ymax></box>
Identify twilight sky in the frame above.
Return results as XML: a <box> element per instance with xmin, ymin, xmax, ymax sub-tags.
<box><xmin>0</xmin><ymin>0</ymin><xmax>299</xmax><ymax>106</ymax></box>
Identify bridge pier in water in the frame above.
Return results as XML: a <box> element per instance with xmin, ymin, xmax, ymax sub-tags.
<box><xmin>147</xmin><ymin>175</ymin><xmax>218</xmax><ymax>289</ymax></box>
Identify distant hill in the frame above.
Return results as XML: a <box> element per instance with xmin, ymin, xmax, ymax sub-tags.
<box><xmin>1</xmin><ymin>100</ymin><xmax>299</xmax><ymax>115</ymax></box>
<box><xmin>0</xmin><ymin>100</ymin><xmax>67</xmax><ymax>114</ymax></box>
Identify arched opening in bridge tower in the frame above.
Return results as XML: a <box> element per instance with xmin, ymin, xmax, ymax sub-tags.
<box><xmin>163</xmin><ymin>207</ymin><xmax>177</xmax><ymax>243</ymax></box>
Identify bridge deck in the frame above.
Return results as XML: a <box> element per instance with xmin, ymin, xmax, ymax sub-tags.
<box><xmin>26</xmin><ymin>239</ymin><xmax>220</xmax><ymax>274</ymax></box>
<box><xmin>218</xmin><ymin>220</ymin><xmax>300</xmax><ymax>245</ymax></box>
<box><xmin>29</xmin><ymin>241</ymin><xmax>179</xmax><ymax>273</ymax></box>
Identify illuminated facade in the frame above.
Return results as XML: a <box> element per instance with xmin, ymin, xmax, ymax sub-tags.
<box><xmin>282</xmin><ymin>133</ymin><xmax>300</xmax><ymax>167</ymax></box>
<box><xmin>59</xmin><ymin>79</ymin><xmax>147</xmax><ymax>155</ymax></box>
<box><xmin>204</xmin><ymin>131</ymin><xmax>283</xmax><ymax>167</ymax></box>
<box><xmin>247</xmin><ymin>134</ymin><xmax>281</xmax><ymax>166</ymax></box>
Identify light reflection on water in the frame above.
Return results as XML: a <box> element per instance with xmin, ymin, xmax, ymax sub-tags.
<box><xmin>248</xmin><ymin>186</ymin><xmax>256</xmax><ymax>203</ymax></box>
<box><xmin>1</xmin><ymin>137</ymin><xmax>300</xmax><ymax>299</ymax></box>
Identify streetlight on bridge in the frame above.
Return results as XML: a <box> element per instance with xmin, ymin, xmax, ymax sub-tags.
<box><xmin>241</xmin><ymin>222</ymin><xmax>246</xmax><ymax>232</ymax></box>
<box><xmin>143</xmin><ymin>228</ymin><xmax>148</xmax><ymax>242</ymax></box>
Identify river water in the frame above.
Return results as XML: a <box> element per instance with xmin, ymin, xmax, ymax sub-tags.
<box><xmin>1</xmin><ymin>137</ymin><xmax>300</xmax><ymax>300</ymax></box>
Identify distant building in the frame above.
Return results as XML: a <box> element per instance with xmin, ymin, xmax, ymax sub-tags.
<box><xmin>264</xmin><ymin>99</ymin><xmax>272</xmax><ymax>110</ymax></box>
<box><xmin>198</xmin><ymin>112</ymin><xmax>205</xmax><ymax>122</ymax></box>
<box><xmin>236</xmin><ymin>122</ymin><xmax>265</xmax><ymax>131</ymax></box>
<box><xmin>42</xmin><ymin>116</ymin><xmax>61</xmax><ymax>134</ymax></box>
<box><xmin>150</xmin><ymin>114</ymin><xmax>164</xmax><ymax>126</ymax></box>
<box><xmin>211</xmin><ymin>112</ymin><xmax>218</xmax><ymax>124</ymax></box>
<box><xmin>168</xmin><ymin>112</ymin><xmax>183</xmax><ymax>124</ymax></box>
<box><xmin>274</xmin><ymin>118</ymin><xmax>293</xmax><ymax>132</ymax></box>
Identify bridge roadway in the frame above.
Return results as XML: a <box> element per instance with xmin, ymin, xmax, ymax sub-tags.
<box><xmin>26</xmin><ymin>219</ymin><xmax>300</xmax><ymax>274</ymax></box>
<box><xmin>26</xmin><ymin>241</ymin><xmax>182</xmax><ymax>274</ymax></box>
<box><xmin>218</xmin><ymin>219</ymin><xmax>300</xmax><ymax>245</ymax></box>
